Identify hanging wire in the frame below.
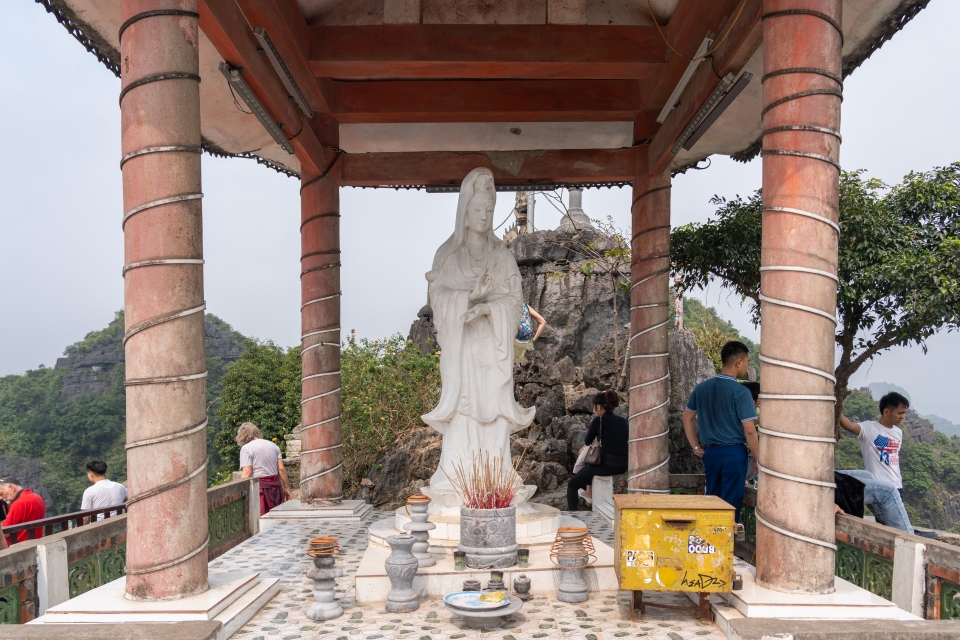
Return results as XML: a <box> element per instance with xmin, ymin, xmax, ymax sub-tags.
<box><xmin>647</xmin><ymin>0</ymin><xmax>748</xmax><ymax>62</ymax></box>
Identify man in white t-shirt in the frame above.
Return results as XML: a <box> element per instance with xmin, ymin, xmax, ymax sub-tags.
<box><xmin>80</xmin><ymin>460</ymin><xmax>128</xmax><ymax>521</ymax></box>
<box><xmin>840</xmin><ymin>391</ymin><xmax>909</xmax><ymax>494</ymax></box>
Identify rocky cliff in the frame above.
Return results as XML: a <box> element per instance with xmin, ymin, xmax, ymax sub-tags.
<box><xmin>55</xmin><ymin>315</ymin><xmax>246</xmax><ymax>402</ymax></box>
<box><xmin>363</xmin><ymin>229</ymin><xmax>715</xmax><ymax>509</ymax></box>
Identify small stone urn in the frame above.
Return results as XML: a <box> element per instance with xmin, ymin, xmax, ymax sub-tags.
<box><xmin>459</xmin><ymin>506</ymin><xmax>518</xmax><ymax>569</ymax></box>
<box><xmin>306</xmin><ymin>537</ymin><xmax>344</xmax><ymax>621</ymax></box>
<box><xmin>385</xmin><ymin>533</ymin><xmax>420</xmax><ymax>613</ymax></box>
<box><xmin>513</xmin><ymin>574</ymin><xmax>532</xmax><ymax>601</ymax></box>
<box><xmin>403</xmin><ymin>493</ymin><xmax>436</xmax><ymax>568</ymax></box>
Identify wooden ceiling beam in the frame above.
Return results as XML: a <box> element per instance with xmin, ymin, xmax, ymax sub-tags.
<box><xmin>199</xmin><ymin>0</ymin><xmax>330</xmax><ymax>176</ymax></box>
<box><xmin>339</xmin><ymin>148</ymin><xmax>636</xmax><ymax>187</ymax></box>
<box><xmin>647</xmin><ymin>0</ymin><xmax>763</xmax><ymax>173</ymax></box>
<box><xmin>308</xmin><ymin>25</ymin><xmax>666</xmax><ymax>80</ymax></box>
<box><xmin>640</xmin><ymin>0</ymin><xmax>746</xmax><ymax>114</ymax></box>
<box><xmin>233</xmin><ymin>0</ymin><xmax>331</xmax><ymax>113</ymax></box>
<box><xmin>331</xmin><ymin>79</ymin><xmax>643</xmax><ymax>124</ymax></box>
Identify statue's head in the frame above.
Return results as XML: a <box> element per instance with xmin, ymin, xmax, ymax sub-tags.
<box><xmin>465</xmin><ymin>177</ymin><xmax>495</xmax><ymax>234</ymax></box>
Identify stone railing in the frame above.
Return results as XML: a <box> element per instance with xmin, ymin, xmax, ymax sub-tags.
<box><xmin>739</xmin><ymin>485</ymin><xmax>960</xmax><ymax>620</ymax></box>
<box><xmin>0</xmin><ymin>478</ymin><xmax>260</xmax><ymax>625</ymax></box>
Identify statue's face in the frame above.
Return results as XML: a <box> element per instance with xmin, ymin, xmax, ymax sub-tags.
<box><xmin>465</xmin><ymin>191</ymin><xmax>495</xmax><ymax>233</ymax></box>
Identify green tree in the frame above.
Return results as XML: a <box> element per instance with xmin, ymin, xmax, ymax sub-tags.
<box><xmin>671</xmin><ymin>165</ymin><xmax>960</xmax><ymax>434</ymax></box>
<box><xmin>842</xmin><ymin>388</ymin><xmax>880</xmax><ymax>422</ymax></box>
<box><xmin>214</xmin><ymin>341</ymin><xmax>301</xmax><ymax>474</ymax></box>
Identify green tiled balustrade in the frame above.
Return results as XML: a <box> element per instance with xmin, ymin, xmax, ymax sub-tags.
<box><xmin>942</xmin><ymin>580</ymin><xmax>960</xmax><ymax>620</ymax></box>
<box><xmin>208</xmin><ymin>498</ymin><xmax>245</xmax><ymax>549</ymax></box>
<box><xmin>0</xmin><ymin>584</ymin><xmax>19</xmax><ymax>624</ymax></box>
<box><xmin>835</xmin><ymin>540</ymin><xmax>892</xmax><ymax>601</ymax></box>
<box><xmin>68</xmin><ymin>544</ymin><xmax>126</xmax><ymax>598</ymax></box>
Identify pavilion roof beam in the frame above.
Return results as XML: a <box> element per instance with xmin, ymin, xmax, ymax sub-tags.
<box><xmin>637</xmin><ymin>0</ymin><xmax>747</xmax><ymax>137</ymax></box>
<box><xmin>338</xmin><ymin>148</ymin><xmax>635</xmax><ymax>188</ymax></box>
<box><xmin>199</xmin><ymin>0</ymin><xmax>329</xmax><ymax>176</ymax></box>
<box><xmin>646</xmin><ymin>0</ymin><xmax>763</xmax><ymax>173</ymax></box>
<box><xmin>331</xmin><ymin>79</ymin><xmax>643</xmax><ymax>124</ymax></box>
<box><xmin>307</xmin><ymin>25</ymin><xmax>666</xmax><ymax>80</ymax></box>
<box><xmin>233</xmin><ymin>0</ymin><xmax>331</xmax><ymax>114</ymax></box>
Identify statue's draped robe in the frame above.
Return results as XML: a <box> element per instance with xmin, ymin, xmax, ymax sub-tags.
<box><xmin>423</xmin><ymin>240</ymin><xmax>536</xmax><ymax>494</ymax></box>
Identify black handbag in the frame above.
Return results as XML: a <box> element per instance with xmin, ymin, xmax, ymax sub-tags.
<box><xmin>584</xmin><ymin>420</ymin><xmax>602</xmax><ymax>465</ymax></box>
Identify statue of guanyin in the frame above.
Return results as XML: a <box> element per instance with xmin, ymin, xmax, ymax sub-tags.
<box><xmin>421</xmin><ymin>168</ymin><xmax>537</xmax><ymax>513</ymax></box>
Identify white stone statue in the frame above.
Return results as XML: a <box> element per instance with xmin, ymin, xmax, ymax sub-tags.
<box><xmin>421</xmin><ymin>168</ymin><xmax>536</xmax><ymax>512</ymax></box>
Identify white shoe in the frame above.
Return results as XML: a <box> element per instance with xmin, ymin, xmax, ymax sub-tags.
<box><xmin>578</xmin><ymin>488</ymin><xmax>593</xmax><ymax>505</ymax></box>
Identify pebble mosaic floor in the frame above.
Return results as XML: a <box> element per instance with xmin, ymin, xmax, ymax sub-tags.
<box><xmin>220</xmin><ymin>510</ymin><xmax>726</xmax><ymax>640</ymax></box>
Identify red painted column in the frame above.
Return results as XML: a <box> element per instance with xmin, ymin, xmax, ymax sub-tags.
<box><xmin>627</xmin><ymin>155</ymin><xmax>672</xmax><ymax>494</ymax></box>
<box><xmin>299</xmin><ymin>162</ymin><xmax>343</xmax><ymax>505</ymax></box>
<box><xmin>119</xmin><ymin>0</ymin><xmax>208</xmax><ymax>599</ymax></box>
<box><xmin>755</xmin><ymin>0</ymin><xmax>842</xmax><ymax>593</ymax></box>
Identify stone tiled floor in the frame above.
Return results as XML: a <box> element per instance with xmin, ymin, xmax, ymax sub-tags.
<box><xmin>221</xmin><ymin>511</ymin><xmax>725</xmax><ymax>640</ymax></box>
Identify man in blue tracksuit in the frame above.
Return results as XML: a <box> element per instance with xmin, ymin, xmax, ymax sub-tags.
<box><xmin>682</xmin><ymin>341</ymin><xmax>759</xmax><ymax>521</ymax></box>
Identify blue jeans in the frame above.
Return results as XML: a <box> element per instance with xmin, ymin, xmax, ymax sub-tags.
<box><xmin>837</xmin><ymin>470</ymin><xmax>913</xmax><ymax>534</ymax></box>
<box><xmin>703</xmin><ymin>444</ymin><xmax>748</xmax><ymax>522</ymax></box>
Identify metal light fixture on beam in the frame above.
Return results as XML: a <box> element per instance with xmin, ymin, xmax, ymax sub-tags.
<box><xmin>253</xmin><ymin>27</ymin><xmax>313</xmax><ymax>118</ymax></box>
<box><xmin>670</xmin><ymin>72</ymin><xmax>736</xmax><ymax>155</ymax></box>
<box><xmin>656</xmin><ymin>37</ymin><xmax>713</xmax><ymax>124</ymax></box>
<box><xmin>219</xmin><ymin>62</ymin><xmax>295</xmax><ymax>155</ymax></box>
<box><xmin>681</xmin><ymin>72</ymin><xmax>753</xmax><ymax>151</ymax></box>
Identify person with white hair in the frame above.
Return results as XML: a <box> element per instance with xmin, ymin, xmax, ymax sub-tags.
<box><xmin>236</xmin><ymin>423</ymin><xmax>291</xmax><ymax>515</ymax></box>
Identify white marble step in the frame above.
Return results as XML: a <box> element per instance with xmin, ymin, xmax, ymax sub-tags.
<box><xmin>260</xmin><ymin>499</ymin><xmax>372</xmax><ymax>520</ymax></box>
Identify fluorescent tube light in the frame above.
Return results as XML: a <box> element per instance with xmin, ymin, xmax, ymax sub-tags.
<box><xmin>219</xmin><ymin>62</ymin><xmax>295</xmax><ymax>155</ymax></box>
<box><xmin>656</xmin><ymin>37</ymin><xmax>713</xmax><ymax>124</ymax></box>
<box><xmin>681</xmin><ymin>72</ymin><xmax>753</xmax><ymax>151</ymax></box>
<box><xmin>671</xmin><ymin>72</ymin><xmax>734</xmax><ymax>155</ymax></box>
<box><xmin>253</xmin><ymin>27</ymin><xmax>314</xmax><ymax>118</ymax></box>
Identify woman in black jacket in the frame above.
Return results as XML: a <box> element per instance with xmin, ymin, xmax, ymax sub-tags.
<box><xmin>566</xmin><ymin>390</ymin><xmax>629</xmax><ymax>510</ymax></box>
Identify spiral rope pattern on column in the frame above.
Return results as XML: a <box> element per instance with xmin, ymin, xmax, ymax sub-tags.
<box><xmin>300</xmin><ymin>251</ymin><xmax>342</xmax><ymax>496</ymax></box>
<box><xmin>627</xmin><ymin>184</ymin><xmax>671</xmax><ymax>494</ymax></box>
<box><xmin>117</xmin><ymin>6</ymin><xmax>210</xmax><ymax>578</ymax></box>
<box><xmin>755</xmin><ymin>46</ymin><xmax>843</xmax><ymax>548</ymax></box>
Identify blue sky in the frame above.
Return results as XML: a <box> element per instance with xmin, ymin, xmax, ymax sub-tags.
<box><xmin>2</xmin><ymin>2</ymin><xmax>958</xmax><ymax>423</ymax></box>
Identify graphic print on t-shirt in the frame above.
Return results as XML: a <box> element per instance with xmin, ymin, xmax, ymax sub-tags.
<box><xmin>872</xmin><ymin>433</ymin><xmax>900</xmax><ymax>467</ymax></box>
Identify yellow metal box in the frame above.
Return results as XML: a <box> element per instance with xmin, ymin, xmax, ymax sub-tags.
<box><xmin>614</xmin><ymin>494</ymin><xmax>735</xmax><ymax>593</ymax></box>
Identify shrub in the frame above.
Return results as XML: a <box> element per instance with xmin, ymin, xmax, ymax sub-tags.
<box><xmin>340</xmin><ymin>333</ymin><xmax>440</xmax><ymax>497</ymax></box>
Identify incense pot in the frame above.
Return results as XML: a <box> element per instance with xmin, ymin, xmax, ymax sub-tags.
<box><xmin>458</xmin><ymin>506</ymin><xmax>518</xmax><ymax>569</ymax></box>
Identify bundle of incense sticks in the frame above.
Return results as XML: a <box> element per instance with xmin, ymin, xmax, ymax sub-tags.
<box><xmin>446</xmin><ymin>452</ymin><xmax>524</xmax><ymax>509</ymax></box>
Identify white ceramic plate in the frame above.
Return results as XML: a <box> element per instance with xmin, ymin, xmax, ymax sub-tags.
<box><xmin>443</xmin><ymin>591</ymin><xmax>509</xmax><ymax>610</ymax></box>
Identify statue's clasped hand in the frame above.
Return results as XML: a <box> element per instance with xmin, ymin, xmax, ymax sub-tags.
<box><xmin>461</xmin><ymin>303</ymin><xmax>491</xmax><ymax>324</ymax></box>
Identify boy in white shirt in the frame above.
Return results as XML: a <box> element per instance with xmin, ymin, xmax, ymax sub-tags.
<box><xmin>839</xmin><ymin>391</ymin><xmax>909</xmax><ymax>496</ymax></box>
<box><xmin>80</xmin><ymin>460</ymin><xmax>128</xmax><ymax>521</ymax></box>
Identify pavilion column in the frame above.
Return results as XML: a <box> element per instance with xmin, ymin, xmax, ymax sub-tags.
<box><xmin>119</xmin><ymin>0</ymin><xmax>208</xmax><ymax>599</ymax></box>
<box><xmin>755</xmin><ymin>0</ymin><xmax>842</xmax><ymax>593</ymax></box>
<box><xmin>299</xmin><ymin>170</ymin><xmax>343</xmax><ymax>505</ymax></box>
<box><xmin>627</xmin><ymin>159</ymin><xmax>672</xmax><ymax>494</ymax></box>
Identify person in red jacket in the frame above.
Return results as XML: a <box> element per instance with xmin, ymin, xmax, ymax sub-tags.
<box><xmin>1</xmin><ymin>478</ymin><xmax>46</xmax><ymax>545</ymax></box>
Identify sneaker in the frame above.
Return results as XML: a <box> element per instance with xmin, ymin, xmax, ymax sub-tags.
<box><xmin>577</xmin><ymin>488</ymin><xmax>593</xmax><ymax>505</ymax></box>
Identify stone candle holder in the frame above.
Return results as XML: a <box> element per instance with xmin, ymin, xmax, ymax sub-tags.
<box><xmin>385</xmin><ymin>533</ymin><xmax>420</xmax><ymax>613</ymax></box>
<box><xmin>403</xmin><ymin>493</ymin><xmax>436</xmax><ymax>568</ymax></box>
<box><xmin>306</xmin><ymin>537</ymin><xmax>344</xmax><ymax>621</ymax></box>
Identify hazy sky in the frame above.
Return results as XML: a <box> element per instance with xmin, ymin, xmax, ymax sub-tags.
<box><xmin>2</xmin><ymin>2</ymin><xmax>958</xmax><ymax>421</ymax></box>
